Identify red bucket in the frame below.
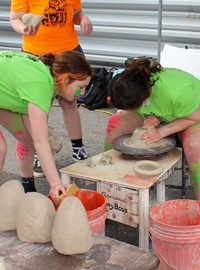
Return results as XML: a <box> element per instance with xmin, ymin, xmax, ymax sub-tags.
<box><xmin>48</xmin><ymin>189</ymin><xmax>107</xmax><ymax>235</ymax></box>
<box><xmin>150</xmin><ymin>199</ymin><xmax>200</xmax><ymax>270</ymax></box>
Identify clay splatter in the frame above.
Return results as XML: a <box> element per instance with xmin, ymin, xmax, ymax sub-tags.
<box><xmin>192</xmin><ymin>162</ymin><xmax>200</xmax><ymax>189</ymax></box>
<box><xmin>0</xmin><ymin>132</ymin><xmax>5</xmax><ymax>140</ymax></box>
<box><xmin>106</xmin><ymin>115</ymin><xmax>121</xmax><ymax>133</ymax></box>
<box><xmin>14</xmin><ymin>130</ymin><xmax>23</xmax><ymax>137</ymax></box>
<box><xmin>181</xmin><ymin>131</ymin><xmax>189</xmax><ymax>144</ymax></box>
<box><xmin>16</xmin><ymin>142</ymin><xmax>30</xmax><ymax>161</ymax></box>
<box><xmin>104</xmin><ymin>141</ymin><xmax>112</xmax><ymax>151</ymax></box>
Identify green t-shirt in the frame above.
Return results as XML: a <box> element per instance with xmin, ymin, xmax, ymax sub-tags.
<box><xmin>138</xmin><ymin>68</ymin><xmax>200</xmax><ymax>124</ymax></box>
<box><xmin>0</xmin><ymin>51</ymin><xmax>54</xmax><ymax>114</ymax></box>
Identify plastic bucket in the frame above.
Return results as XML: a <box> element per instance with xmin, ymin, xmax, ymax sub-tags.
<box><xmin>48</xmin><ymin>189</ymin><xmax>107</xmax><ymax>236</ymax></box>
<box><xmin>149</xmin><ymin>199</ymin><xmax>200</xmax><ymax>270</ymax></box>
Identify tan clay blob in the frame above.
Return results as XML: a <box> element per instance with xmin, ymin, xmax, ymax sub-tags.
<box><xmin>0</xmin><ymin>257</ymin><xmax>6</xmax><ymax>270</ymax></box>
<box><xmin>48</xmin><ymin>126</ymin><xmax>62</xmax><ymax>154</ymax></box>
<box><xmin>99</xmin><ymin>154</ymin><xmax>113</xmax><ymax>165</ymax></box>
<box><xmin>86</xmin><ymin>157</ymin><xmax>96</xmax><ymax>167</ymax></box>
<box><xmin>51</xmin><ymin>196</ymin><xmax>93</xmax><ymax>255</ymax></box>
<box><xmin>0</xmin><ymin>180</ymin><xmax>25</xmax><ymax>231</ymax></box>
<box><xmin>123</xmin><ymin>127</ymin><xmax>167</xmax><ymax>149</ymax></box>
<box><xmin>22</xmin><ymin>14</ymin><xmax>42</xmax><ymax>27</ymax></box>
<box><xmin>17</xmin><ymin>193</ymin><xmax>55</xmax><ymax>243</ymax></box>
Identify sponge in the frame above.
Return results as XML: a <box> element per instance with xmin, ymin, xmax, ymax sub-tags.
<box><xmin>59</xmin><ymin>183</ymin><xmax>79</xmax><ymax>201</ymax></box>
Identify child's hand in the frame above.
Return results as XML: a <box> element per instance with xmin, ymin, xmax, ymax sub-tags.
<box><xmin>23</xmin><ymin>24</ymin><xmax>40</xmax><ymax>36</ymax></box>
<box><xmin>80</xmin><ymin>15</ymin><xmax>93</xmax><ymax>36</ymax></box>
<box><xmin>143</xmin><ymin>116</ymin><xmax>160</xmax><ymax>128</ymax></box>
<box><xmin>50</xmin><ymin>183</ymin><xmax>68</xmax><ymax>207</ymax></box>
<box><xmin>141</xmin><ymin>127</ymin><xmax>162</xmax><ymax>144</ymax></box>
<box><xmin>22</xmin><ymin>14</ymin><xmax>42</xmax><ymax>36</ymax></box>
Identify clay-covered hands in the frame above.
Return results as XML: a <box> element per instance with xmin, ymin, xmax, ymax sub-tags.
<box><xmin>140</xmin><ymin>127</ymin><xmax>162</xmax><ymax>144</ymax></box>
<box><xmin>50</xmin><ymin>183</ymin><xmax>68</xmax><ymax>207</ymax></box>
<box><xmin>22</xmin><ymin>14</ymin><xmax>42</xmax><ymax>36</ymax></box>
<box><xmin>141</xmin><ymin>116</ymin><xmax>162</xmax><ymax>143</ymax></box>
<box><xmin>143</xmin><ymin>116</ymin><xmax>160</xmax><ymax>128</ymax></box>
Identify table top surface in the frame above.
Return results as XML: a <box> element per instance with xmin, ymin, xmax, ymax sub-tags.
<box><xmin>0</xmin><ymin>231</ymin><xmax>159</xmax><ymax>270</ymax></box>
<box><xmin>60</xmin><ymin>148</ymin><xmax>181</xmax><ymax>189</ymax></box>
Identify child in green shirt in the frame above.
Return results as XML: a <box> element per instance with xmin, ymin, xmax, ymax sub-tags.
<box><xmin>105</xmin><ymin>58</ymin><xmax>200</xmax><ymax>200</ymax></box>
<box><xmin>0</xmin><ymin>50</ymin><xmax>92</xmax><ymax>206</ymax></box>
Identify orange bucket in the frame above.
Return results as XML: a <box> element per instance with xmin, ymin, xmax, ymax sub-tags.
<box><xmin>149</xmin><ymin>199</ymin><xmax>200</xmax><ymax>270</ymax></box>
<box><xmin>48</xmin><ymin>189</ymin><xmax>107</xmax><ymax>236</ymax></box>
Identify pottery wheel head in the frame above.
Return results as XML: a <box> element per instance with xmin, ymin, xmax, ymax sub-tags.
<box><xmin>112</xmin><ymin>134</ymin><xmax>176</xmax><ymax>157</ymax></box>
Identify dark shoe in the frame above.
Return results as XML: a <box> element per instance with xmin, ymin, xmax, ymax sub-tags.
<box><xmin>72</xmin><ymin>145</ymin><xmax>89</xmax><ymax>162</ymax></box>
<box><xmin>21</xmin><ymin>177</ymin><xmax>37</xmax><ymax>193</ymax></box>
<box><xmin>34</xmin><ymin>152</ymin><xmax>45</xmax><ymax>178</ymax></box>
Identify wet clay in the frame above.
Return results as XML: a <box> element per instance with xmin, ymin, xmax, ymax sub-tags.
<box><xmin>87</xmin><ymin>157</ymin><xmax>96</xmax><ymax>167</ymax></box>
<box><xmin>123</xmin><ymin>127</ymin><xmax>167</xmax><ymax>149</ymax></box>
<box><xmin>0</xmin><ymin>180</ymin><xmax>25</xmax><ymax>231</ymax></box>
<box><xmin>51</xmin><ymin>196</ymin><xmax>93</xmax><ymax>255</ymax></box>
<box><xmin>99</xmin><ymin>154</ymin><xmax>113</xmax><ymax>165</ymax></box>
<box><xmin>17</xmin><ymin>192</ymin><xmax>55</xmax><ymax>243</ymax></box>
<box><xmin>86</xmin><ymin>154</ymin><xmax>113</xmax><ymax>167</ymax></box>
<box><xmin>48</xmin><ymin>126</ymin><xmax>62</xmax><ymax>154</ymax></box>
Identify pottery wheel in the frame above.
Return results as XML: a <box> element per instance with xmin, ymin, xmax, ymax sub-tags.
<box><xmin>112</xmin><ymin>134</ymin><xmax>176</xmax><ymax>157</ymax></box>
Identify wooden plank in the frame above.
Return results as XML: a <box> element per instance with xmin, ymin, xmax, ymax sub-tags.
<box><xmin>139</xmin><ymin>189</ymin><xmax>150</xmax><ymax>250</ymax></box>
<box><xmin>97</xmin><ymin>181</ymin><xmax>139</xmax><ymax>227</ymax></box>
<box><xmin>0</xmin><ymin>231</ymin><xmax>159</xmax><ymax>270</ymax></box>
<box><xmin>60</xmin><ymin>148</ymin><xmax>181</xmax><ymax>189</ymax></box>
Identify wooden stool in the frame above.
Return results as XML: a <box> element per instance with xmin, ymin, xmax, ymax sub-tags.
<box><xmin>60</xmin><ymin>148</ymin><xmax>181</xmax><ymax>251</ymax></box>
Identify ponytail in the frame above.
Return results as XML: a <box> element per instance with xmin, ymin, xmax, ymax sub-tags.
<box><xmin>126</xmin><ymin>57</ymin><xmax>162</xmax><ymax>87</ymax></box>
<box><xmin>109</xmin><ymin>58</ymin><xmax>162</xmax><ymax>110</ymax></box>
<box><xmin>38</xmin><ymin>52</ymin><xmax>56</xmax><ymax>67</ymax></box>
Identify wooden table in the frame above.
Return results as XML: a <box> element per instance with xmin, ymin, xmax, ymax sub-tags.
<box><xmin>60</xmin><ymin>148</ymin><xmax>181</xmax><ymax>251</ymax></box>
<box><xmin>0</xmin><ymin>231</ymin><xmax>159</xmax><ymax>270</ymax></box>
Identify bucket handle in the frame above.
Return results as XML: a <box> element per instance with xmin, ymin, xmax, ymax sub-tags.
<box><xmin>149</xmin><ymin>232</ymin><xmax>178</xmax><ymax>270</ymax></box>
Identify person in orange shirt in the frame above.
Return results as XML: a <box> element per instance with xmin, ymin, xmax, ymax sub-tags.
<box><xmin>10</xmin><ymin>0</ymin><xmax>93</xmax><ymax>177</ymax></box>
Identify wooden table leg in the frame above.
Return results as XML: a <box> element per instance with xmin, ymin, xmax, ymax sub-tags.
<box><xmin>157</xmin><ymin>180</ymin><xmax>166</xmax><ymax>202</ymax></box>
<box><xmin>139</xmin><ymin>188</ymin><xmax>149</xmax><ymax>250</ymax></box>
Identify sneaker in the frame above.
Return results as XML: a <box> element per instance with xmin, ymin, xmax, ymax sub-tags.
<box><xmin>33</xmin><ymin>152</ymin><xmax>45</xmax><ymax>178</ymax></box>
<box><xmin>72</xmin><ymin>146</ymin><xmax>89</xmax><ymax>162</ymax></box>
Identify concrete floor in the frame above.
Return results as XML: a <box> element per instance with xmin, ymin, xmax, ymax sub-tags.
<box><xmin>1</xmin><ymin>105</ymin><xmax>195</xmax><ymax>247</ymax></box>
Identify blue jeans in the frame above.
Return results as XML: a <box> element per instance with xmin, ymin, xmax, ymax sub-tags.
<box><xmin>73</xmin><ymin>44</ymin><xmax>84</xmax><ymax>54</ymax></box>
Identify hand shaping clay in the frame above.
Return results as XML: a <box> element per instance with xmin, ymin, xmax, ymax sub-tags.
<box><xmin>123</xmin><ymin>127</ymin><xmax>167</xmax><ymax>149</ymax></box>
<box><xmin>0</xmin><ymin>180</ymin><xmax>25</xmax><ymax>231</ymax></box>
<box><xmin>17</xmin><ymin>192</ymin><xmax>55</xmax><ymax>243</ymax></box>
<box><xmin>52</xmin><ymin>196</ymin><xmax>93</xmax><ymax>255</ymax></box>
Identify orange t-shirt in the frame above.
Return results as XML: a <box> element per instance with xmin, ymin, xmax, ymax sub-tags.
<box><xmin>11</xmin><ymin>0</ymin><xmax>82</xmax><ymax>55</ymax></box>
